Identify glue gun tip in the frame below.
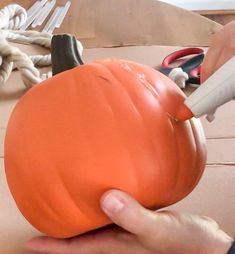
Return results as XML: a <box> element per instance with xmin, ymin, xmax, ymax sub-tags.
<box><xmin>175</xmin><ymin>104</ymin><xmax>194</xmax><ymax>121</ymax></box>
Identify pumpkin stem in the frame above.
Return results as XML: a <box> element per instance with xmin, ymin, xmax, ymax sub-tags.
<box><xmin>51</xmin><ymin>34</ymin><xmax>84</xmax><ymax>76</ymax></box>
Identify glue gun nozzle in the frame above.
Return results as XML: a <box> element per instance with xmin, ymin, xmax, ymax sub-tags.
<box><xmin>175</xmin><ymin>103</ymin><xmax>194</xmax><ymax>121</ymax></box>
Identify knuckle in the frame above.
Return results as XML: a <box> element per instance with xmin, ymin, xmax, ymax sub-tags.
<box><xmin>157</xmin><ymin>210</ymin><xmax>181</xmax><ymax>220</ymax></box>
<box><xmin>200</xmin><ymin>215</ymin><xmax>219</xmax><ymax>228</ymax></box>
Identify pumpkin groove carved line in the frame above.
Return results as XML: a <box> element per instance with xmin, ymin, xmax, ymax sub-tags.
<box><xmin>93</xmin><ymin>62</ymin><xmax>159</xmax><ymax>149</ymax></box>
<box><xmin>91</xmin><ymin>66</ymin><xmax>145</xmax><ymax>196</ymax></box>
<box><xmin>100</xmin><ymin>62</ymin><xmax>188</xmax><ymax>203</ymax></box>
<box><xmin>167</xmin><ymin>118</ymin><xmax>181</xmax><ymax>195</ymax></box>
<box><xmin>99</xmin><ymin>62</ymin><xmax>163</xmax><ymax>145</ymax></box>
<box><xmin>103</xmin><ymin>62</ymin><xmax>180</xmax><ymax>193</ymax></box>
<box><xmin>85</xmin><ymin>65</ymin><xmax>137</xmax><ymax>176</ymax></box>
<box><xmin>125</xmin><ymin>62</ymin><xmax>175</xmax><ymax>120</ymax></box>
<box><xmin>91</xmin><ymin>63</ymin><xmax>164</xmax><ymax>196</ymax></box>
<box><xmin>191</xmin><ymin>120</ymin><xmax>206</xmax><ymax>183</ymax></box>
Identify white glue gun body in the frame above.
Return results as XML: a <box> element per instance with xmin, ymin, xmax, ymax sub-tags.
<box><xmin>177</xmin><ymin>56</ymin><xmax>235</xmax><ymax>122</ymax></box>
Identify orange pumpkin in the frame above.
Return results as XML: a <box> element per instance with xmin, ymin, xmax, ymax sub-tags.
<box><xmin>4</xmin><ymin>37</ymin><xmax>206</xmax><ymax>238</ymax></box>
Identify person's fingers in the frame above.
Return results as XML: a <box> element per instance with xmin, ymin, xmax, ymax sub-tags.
<box><xmin>25</xmin><ymin>236</ymin><xmax>69</xmax><ymax>254</ymax></box>
<box><xmin>201</xmin><ymin>21</ymin><xmax>235</xmax><ymax>82</ymax></box>
<box><xmin>25</xmin><ymin>233</ymin><xmax>112</xmax><ymax>254</ymax></box>
<box><xmin>201</xmin><ymin>31</ymin><xmax>225</xmax><ymax>82</ymax></box>
<box><xmin>199</xmin><ymin>215</ymin><xmax>219</xmax><ymax>229</ymax></box>
<box><xmin>100</xmin><ymin>190</ymin><xmax>160</xmax><ymax>237</ymax></box>
<box><xmin>25</xmin><ymin>229</ymin><xmax>142</xmax><ymax>254</ymax></box>
<box><xmin>213</xmin><ymin>34</ymin><xmax>235</xmax><ymax>72</ymax></box>
<box><xmin>25</xmin><ymin>236</ymin><xmax>96</xmax><ymax>254</ymax></box>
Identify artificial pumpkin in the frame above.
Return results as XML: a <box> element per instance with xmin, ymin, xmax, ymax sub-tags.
<box><xmin>4</xmin><ymin>35</ymin><xmax>206</xmax><ymax>238</ymax></box>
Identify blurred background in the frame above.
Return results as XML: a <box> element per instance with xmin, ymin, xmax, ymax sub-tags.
<box><xmin>160</xmin><ymin>0</ymin><xmax>235</xmax><ymax>24</ymax></box>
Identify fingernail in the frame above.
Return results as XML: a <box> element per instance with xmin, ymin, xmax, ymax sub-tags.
<box><xmin>102</xmin><ymin>193</ymin><xmax>124</xmax><ymax>214</ymax></box>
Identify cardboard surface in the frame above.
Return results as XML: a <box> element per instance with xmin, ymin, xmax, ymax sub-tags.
<box><xmin>0</xmin><ymin>1</ymin><xmax>234</xmax><ymax>253</ymax></box>
<box><xmin>0</xmin><ymin>159</ymin><xmax>38</xmax><ymax>254</ymax></box>
<box><xmin>170</xmin><ymin>165</ymin><xmax>235</xmax><ymax>237</ymax></box>
<box><xmin>207</xmin><ymin>138</ymin><xmax>235</xmax><ymax>165</ymax></box>
<box><xmin>201</xmin><ymin>101</ymin><xmax>235</xmax><ymax>138</ymax></box>
<box><xmin>1</xmin><ymin>0</ymin><xmax>222</xmax><ymax>47</ymax></box>
<box><xmin>1</xmin><ymin>44</ymin><xmax>235</xmax><ymax>254</ymax></box>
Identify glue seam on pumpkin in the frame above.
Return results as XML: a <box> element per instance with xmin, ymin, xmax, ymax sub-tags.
<box><xmin>119</xmin><ymin>60</ymin><xmax>178</xmax><ymax>122</ymax></box>
<box><xmin>87</xmin><ymin>62</ymin><xmax>162</xmax><ymax>200</ymax></box>
<box><xmin>94</xmin><ymin>61</ymin><xmax>174</xmax><ymax>202</ymax></box>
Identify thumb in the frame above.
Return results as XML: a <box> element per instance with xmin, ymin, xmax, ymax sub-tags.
<box><xmin>100</xmin><ymin>190</ymin><xmax>157</xmax><ymax>236</ymax></box>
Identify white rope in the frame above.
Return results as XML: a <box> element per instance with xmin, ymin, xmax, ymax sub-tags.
<box><xmin>0</xmin><ymin>4</ymin><xmax>83</xmax><ymax>88</ymax></box>
<box><xmin>0</xmin><ymin>35</ymin><xmax>41</xmax><ymax>86</ymax></box>
<box><xmin>168</xmin><ymin>67</ymin><xmax>189</xmax><ymax>89</ymax></box>
<box><xmin>0</xmin><ymin>4</ymin><xmax>27</xmax><ymax>30</ymax></box>
<box><xmin>30</xmin><ymin>54</ymin><xmax>51</xmax><ymax>67</ymax></box>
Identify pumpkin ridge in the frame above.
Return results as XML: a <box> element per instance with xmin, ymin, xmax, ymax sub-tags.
<box><xmin>4</xmin><ymin>99</ymin><xmax>69</xmax><ymax>232</ymax></box>
<box><xmin>167</xmin><ymin>118</ymin><xmax>181</xmax><ymax>201</ymax></box>
<box><xmin>32</xmin><ymin>182</ymin><xmax>69</xmax><ymax>235</ymax></box>
<box><xmin>65</xmin><ymin>67</ymin><xmax>112</xmax><ymax>223</ymax></box>
<box><xmin>99</xmin><ymin>64</ymin><xmax>156</xmax><ymax>195</ymax></box>
<box><xmin>85</xmin><ymin>64</ymin><xmax>139</xmax><ymax>183</ymax></box>
<box><xmin>53</xmin><ymin>164</ymin><xmax>93</xmax><ymax>229</ymax></box>
<box><xmin>5</xmin><ymin>146</ymin><xmax>70</xmax><ymax>236</ymax></box>
<box><xmin>95</xmin><ymin>61</ymin><xmax>178</xmax><ymax>203</ymax></box>
<box><xmin>124</xmin><ymin>61</ymin><xmax>186</xmax><ymax>121</ymax></box>
<box><xmin>173</xmin><ymin>120</ymin><xmax>202</xmax><ymax>201</ymax></box>
<box><xmin>96</xmin><ymin>61</ymin><xmax>159</xmax><ymax>145</ymax></box>
<box><xmin>94</xmin><ymin>63</ymin><xmax>158</xmax><ymax>143</ymax></box>
<box><xmin>188</xmin><ymin>119</ymin><xmax>206</xmax><ymax>187</ymax></box>
<box><xmin>116</xmin><ymin>61</ymin><xmax>204</xmax><ymax>204</ymax></box>
<box><xmin>175</xmin><ymin>123</ymin><xmax>194</xmax><ymax>201</ymax></box>
<box><xmin>120</xmin><ymin>61</ymin><xmax>178</xmax><ymax>121</ymax></box>
<box><xmin>87</xmin><ymin>62</ymin><xmax>166</xmax><ymax>201</ymax></box>
<box><xmin>189</xmin><ymin>120</ymin><xmax>201</xmax><ymax>187</ymax></box>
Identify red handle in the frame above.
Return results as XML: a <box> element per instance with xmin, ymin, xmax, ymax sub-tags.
<box><xmin>162</xmin><ymin>48</ymin><xmax>204</xmax><ymax>68</ymax></box>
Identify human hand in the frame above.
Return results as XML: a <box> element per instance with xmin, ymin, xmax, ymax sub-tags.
<box><xmin>201</xmin><ymin>21</ymin><xmax>235</xmax><ymax>82</ymax></box>
<box><xmin>25</xmin><ymin>190</ymin><xmax>233</xmax><ymax>254</ymax></box>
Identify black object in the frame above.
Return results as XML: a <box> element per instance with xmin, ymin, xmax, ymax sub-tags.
<box><xmin>51</xmin><ymin>34</ymin><xmax>84</xmax><ymax>76</ymax></box>
<box><xmin>160</xmin><ymin>47</ymin><xmax>204</xmax><ymax>86</ymax></box>
<box><xmin>228</xmin><ymin>241</ymin><xmax>235</xmax><ymax>254</ymax></box>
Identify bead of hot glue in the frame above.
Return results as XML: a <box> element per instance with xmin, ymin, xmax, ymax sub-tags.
<box><xmin>175</xmin><ymin>103</ymin><xmax>194</xmax><ymax>121</ymax></box>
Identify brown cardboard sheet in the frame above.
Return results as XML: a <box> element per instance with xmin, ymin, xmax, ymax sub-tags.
<box><xmin>201</xmin><ymin>101</ymin><xmax>235</xmax><ymax>138</ymax></box>
<box><xmin>0</xmin><ymin>1</ymin><xmax>234</xmax><ymax>253</ymax></box>
<box><xmin>207</xmin><ymin>139</ymin><xmax>235</xmax><ymax>165</ymax></box>
<box><xmin>170</xmin><ymin>165</ymin><xmax>235</xmax><ymax>237</ymax></box>
<box><xmin>0</xmin><ymin>44</ymin><xmax>235</xmax><ymax>254</ymax></box>
<box><xmin>1</xmin><ymin>0</ymin><xmax>222</xmax><ymax>48</ymax></box>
